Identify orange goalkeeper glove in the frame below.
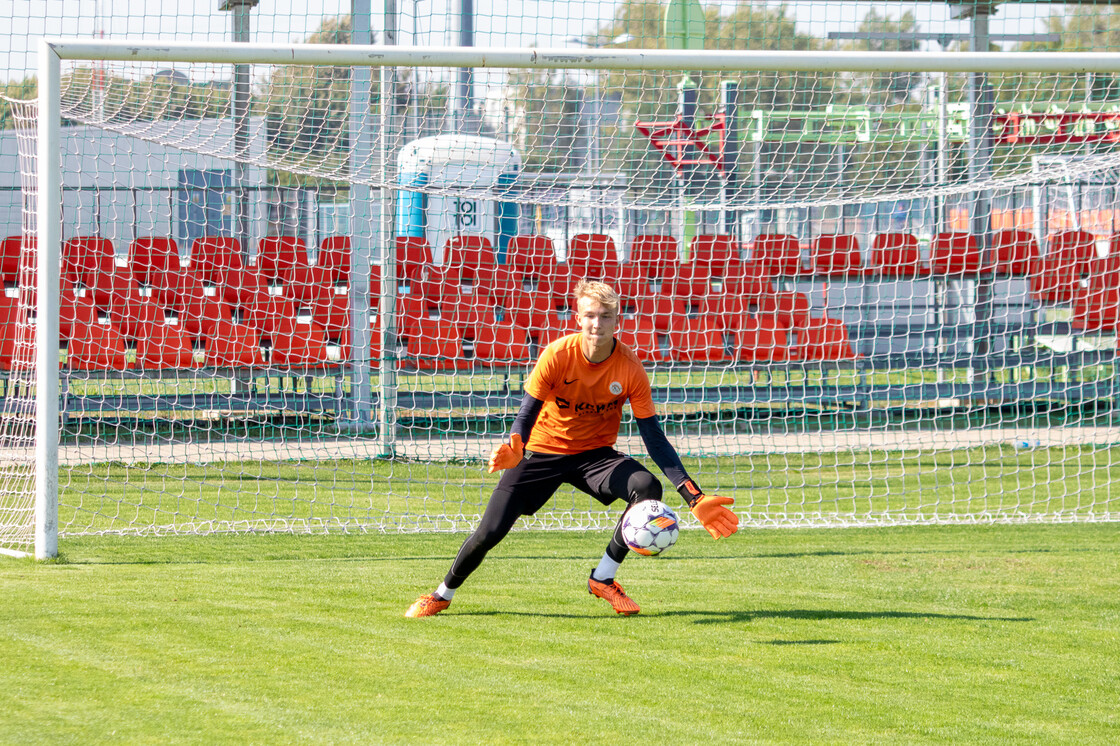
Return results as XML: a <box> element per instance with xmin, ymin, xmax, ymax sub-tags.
<box><xmin>679</xmin><ymin>479</ymin><xmax>739</xmax><ymax>539</ymax></box>
<box><xmin>487</xmin><ymin>433</ymin><xmax>524</xmax><ymax>473</ymax></box>
<box><xmin>690</xmin><ymin>495</ymin><xmax>739</xmax><ymax>539</ymax></box>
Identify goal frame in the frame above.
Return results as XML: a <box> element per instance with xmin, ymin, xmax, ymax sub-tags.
<box><xmin>26</xmin><ymin>38</ymin><xmax>1120</xmax><ymax>559</ymax></box>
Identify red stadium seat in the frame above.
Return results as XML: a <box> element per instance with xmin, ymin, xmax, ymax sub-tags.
<box><xmin>189</xmin><ymin>236</ymin><xmax>244</xmax><ymax>286</ymax></box>
<box><xmin>690</xmin><ymin>235</ymin><xmax>739</xmax><ymax>276</ymax></box>
<box><xmin>441</xmin><ymin>294</ymin><xmax>500</xmax><ymax>335</ymax></box>
<box><xmin>810</xmin><ymin>234</ymin><xmax>864</xmax><ymax>277</ymax></box>
<box><xmin>288</xmin><ymin>264</ymin><xmax>343</xmax><ymax>303</ymax></box>
<box><xmin>129</xmin><ymin>237</ymin><xmax>180</xmax><ymax>285</ymax></box>
<box><xmin>628</xmin><ymin>235</ymin><xmax>679</xmax><ymax>283</ymax></box>
<box><xmin>471</xmin><ymin>323</ymin><xmax>532</xmax><ymax>365</ymax></box>
<box><xmin>503</xmin><ymin>288</ymin><xmax>561</xmax><ymax>330</ymax></box>
<box><xmin>104</xmin><ymin>289</ymin><xmax>165</xmax><ymax>340</ymax></box>
<box><xmin>506</xmin><ymin>235</ymin><xmax>558</xmax><ymax>272</ymax></box>
<box><xmin>403</xmin><ymin>316</ymin><xmax>468</xmax><ymax>370</ymax></box>
<box><xmin>663</xmin><ymin>262</ymin><xmax>712</xmax><ymax>302</ymax></box>
<box><xmin>724</xmin><ymin>264</ymin><xmax>777</xmax><ymax>302</ymax></box>
<box><xmin>757</xmin><ymin>291</ymin><xmax>812</xmax><ymax>329</ymax></box>
<box><xmin>148</xmin><ymin>266</ymin><xmax>209</xmax><ymax>307</ymax></box>
<box><xmin>267</xmin><ymin>316</ymin><xmax>331</xmax><ymax>368</ymax></box>
<box><xmin>929</xmin><ymin>232</ymin><xmax>982</xmax><ymax>276</ymax></box>
<box><xmin>666</xmin><ymin>318</ymin><xmax>730</xmax><ymax>363</ymax></box>
<box><xmin>615</xmin><ymin>322</ymin><xmax>663</xmax><ymax>362</ymax></box>
<box><xmin>796</xmin><ymin>317</ymin><xmax>858</xmax><ymax>361</ymax></box>
<box><xmin>83</xmin><ymin>265</ymin><xmax>136</xmax><ymax>308</ymax></box>
<box><xmin>0</xmin><ymin>236</ymin><xmax>24</xmax><ymax>287</ymax></box>
<box><xmin>60</xmin><ymin>287</ymin><xmax>99</xmax><ymax>340</ymax></box>
<box><xmin>698</xmin><ymin>293</ymin><xmax>750</xmax><ymax>334</ymax></box>
<box><xmin>0</xmin><ymin>294</ymin><xmax>27</xmax><ymax>370</ymax></box>
<box><xmin>63</xmin><ymin>236</ymin><xmax>116</xmax><ymax>288</ymax></box>
<box><xmin>738</xmin><ymin>314</ymin><xmax>790</xmax><ymax>362</ymax></box>
<box><xmin>395</xmin><ymin>236</ymin><xmax>433</xmax><ymax>284</ymax></box>
<box><xmin>1072</xmin><ymin>284</ymin><xmax>1120</xmax><ymax>332</ymax></box>
<box><xmin>136</xmin><ymin>321</ymin><xmax>198</xmax><ymax>369</ymax></box>
<box><xmin>869</xmin><ymin>233</ymin><xmax>926</xmax><ymax>276</ymax></box>
<box><xmin>205</xmin><ymin>317</ymin><xmax>261</xmax><ymax>367</ymax></box>
<box><xmin>1091</xmin><ymin>247</ymin><xmax>1120</xmax><ymax>289</ymax></box>
<box><xmin>222</xmin><ymin>266</ymin><xmax>269</xmax><ymax>307</ymax></box>
<box><xmin>178</xmin><ymin>291</ymin><xmax>235</xmax><ymax>337</ymax></box>
<box><xmin>445</xmin><ymin>234</ymin><xmax>495</xmax><ymax>269</ymax></box>
<box><xmin>306</xmin><ymin>293</ymin><xmax>350</xmax><ymax>338</ymax></box>
<box><xmin>245</xmin><ymin>295</ymin><xmax>302</xmax><ymax>336</ymax></box>
<box><xmin>67</xmin><ymin>319</ymin><xmax>130</xmax><ymax>370</ymax></box>
<box><xmin>257</xmin><ymin>236</ymin><xmax>309</xmax><ymax>283</ymax></box>
<box><xmin>316</xmin><ymin>236</ymin><xmax>352</xmax><ymax>282</ymax></box>
<box><xmin>566</xmin><ymin>233</ymin><xmax>620</xmax><ymax>280</ymax></box>
<box><xmin>633</xmin><ymin>295</ymin><xmax>685</xmax><ymax>331</ymax></box>
<box><xmin>749</xmin><ymin>234</ymin><xmax>804</xmax><ymax>276</ymax></box>
<box><xmin>505</xmin><ymin>235</ymin><xmax>560</xmax><ymax>292</ymax></box>
<box><xmin>1047</xmin><ymin>229</ymin><xmax>1097</xmax><ymax>276</ymax></box>
<box><xmin>990</xmin><ymin>230</ymin><xmax>1039</xmax><ymax>276</ymax></box>
<box><xmin>1029</xmin><ymin>255</ymin><xmax>1080</xmax><ymax>304</ymax></box>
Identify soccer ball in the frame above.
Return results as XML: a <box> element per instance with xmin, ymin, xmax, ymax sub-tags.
<box><xmin>621</xmin><ymin>500</ymin><xmax>680</xmax><ymax>556</ymax></box>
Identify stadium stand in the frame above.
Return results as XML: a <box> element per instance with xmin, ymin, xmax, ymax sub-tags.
<box><xmin>39</xmin><ymin>228</ymin><xmax>1117</xmax><ymax>377</ymax></box>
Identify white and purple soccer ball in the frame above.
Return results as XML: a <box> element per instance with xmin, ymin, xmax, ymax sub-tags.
<box><xmin>621</xmin><ymin>499</ymin><xmax>680</xmax><ymax>556</ymax></box>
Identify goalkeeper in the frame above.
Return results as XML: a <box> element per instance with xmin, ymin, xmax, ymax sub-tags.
<box><xmin>406</xmin><ymin>280</ymin><xmax>738</xmax><ymax>618</ymax></box>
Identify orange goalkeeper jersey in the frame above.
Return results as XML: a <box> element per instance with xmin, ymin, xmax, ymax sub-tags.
<box><xmin>523</xmin><ymin>333</ymin><xmax>657</xmax><ymax>455</ymax></box>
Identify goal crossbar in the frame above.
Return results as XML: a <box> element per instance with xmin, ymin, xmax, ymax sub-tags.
<box><xmin>41</xmin><ymin>39</ymin><xmax>1120</xmax><ymax>74</ymax></box>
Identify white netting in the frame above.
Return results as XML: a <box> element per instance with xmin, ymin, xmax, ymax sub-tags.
<box><xmin>5</xmin><ymin>4</ymin><xmax>1120</xmax><ymax>552</ymax></box>
<box><xmin>0</xmin><ymin>97</ymin><xmax>39</xmax><ymax>556</ymax></box>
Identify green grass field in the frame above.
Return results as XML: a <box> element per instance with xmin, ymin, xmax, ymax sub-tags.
<box><xmin>2</xmin><ymin>524</ymin><xmax>1118</xmax><ymax>744</ymax></box>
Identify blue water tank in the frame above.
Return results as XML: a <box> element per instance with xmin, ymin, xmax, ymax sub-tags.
<box><xmin>396</xmin><ymin>135</ymin><xmax>521</xmax><ymax>263</ymax></box>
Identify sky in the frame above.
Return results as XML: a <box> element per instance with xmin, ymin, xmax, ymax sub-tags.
<box><xmin>1</xmin><ymin>0</ymin><xmax>1061</xmax><ymax>83</ymax></box>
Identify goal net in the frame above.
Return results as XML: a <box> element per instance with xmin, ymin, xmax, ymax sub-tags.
<box><xmin>6</xmin><ymin>39</ymin><xmax>1120</xmax><ymax>556</ymax></box>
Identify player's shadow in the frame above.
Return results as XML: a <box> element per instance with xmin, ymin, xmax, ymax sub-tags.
<box><xmin>457</xmin><ymin>608</ymin><xmax>1033</xmax><ymax>624</ymax></box>
<box><xmin>658</xmin><ymin>608</ymin><xmax>1034</xmax><ymax>624</ymax></box>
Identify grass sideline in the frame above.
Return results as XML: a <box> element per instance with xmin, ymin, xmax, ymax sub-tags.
<box><xmin>2</xmin><ymin>524</ymin><xmax>1118</xmax><ymax>744</ymax></box>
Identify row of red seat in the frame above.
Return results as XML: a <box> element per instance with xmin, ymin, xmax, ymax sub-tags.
<box><xmin>1</xmin><ymin>227</ymin><xmax>1103</xmax><ymax>288</ymax></box>
<box><xmin>398</xmin><ymin>229</ymin><xmax>1110</xmax><ymax>280</ymax></box>
<box><xmin>2</xmin><ymin>229</ymin><xmax>1111</xmax><ymax>302</ymax></box>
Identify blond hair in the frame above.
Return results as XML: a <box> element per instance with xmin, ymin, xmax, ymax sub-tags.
<box><xmin>573</xmin><ymin>280</ymin><xmax>620</xmax><ymax>314</ymax></box>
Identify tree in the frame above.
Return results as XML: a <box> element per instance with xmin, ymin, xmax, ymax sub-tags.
<box><xmin>507</xmin><ymin>70</ymin><xmax>583</xmax><ymax>172</ymax></box>
<box><xmin>0</xmin><ymin>78</ymin><xmax>37</xmax><ymax>130</ymax></box>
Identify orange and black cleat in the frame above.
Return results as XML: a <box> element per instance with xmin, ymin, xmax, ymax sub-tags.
<box><xmin>588</xmin><ymin>574</ymin><xmax>640</xmax><ymax>616</ymax></box>
<box><xmin>405</xmin><ymin>593</ymin><xmax>451</xmax><ymax>618</ymax></box>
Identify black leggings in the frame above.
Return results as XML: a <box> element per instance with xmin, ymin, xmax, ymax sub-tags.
<box><xmin>444</xmin><ymin>448</ymin><xmax>663</xmax><ymax>589</ymax></box>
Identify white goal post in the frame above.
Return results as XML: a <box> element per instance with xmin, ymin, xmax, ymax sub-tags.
<box><xmin>11</xmin><ymin>38</ymin><xmax>1120</xmax><ymax>558</ymax></box>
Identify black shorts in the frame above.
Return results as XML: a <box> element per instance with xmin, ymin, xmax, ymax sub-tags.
<box><xmin>493</xmin><ymin>446</ymin><xmax>653</xmax><ymax>516</ymax></box>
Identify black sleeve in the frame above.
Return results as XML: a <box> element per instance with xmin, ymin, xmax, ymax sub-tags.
<box><xmin>636</xmin><ymin>416</ymin><xmax>704</xmax><ymax>506</ymax></box>
<box><xmin>511</xmin><ymin>393</ymin><xmax>544</xmax><ymax>443</ymax></box>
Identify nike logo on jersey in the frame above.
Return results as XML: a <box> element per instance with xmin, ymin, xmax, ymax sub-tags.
<box><xmin>563</xmin><ymin>378</ymin><xmax>578</xmax><ymax>385</ymax></box>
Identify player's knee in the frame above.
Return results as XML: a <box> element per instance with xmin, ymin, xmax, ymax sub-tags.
<box><xmin>626</xmin><ymin>470</ymin><xmax>662</xmax><ymax>504</ymax></box>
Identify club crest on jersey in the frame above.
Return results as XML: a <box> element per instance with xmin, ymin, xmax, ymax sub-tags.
<box><xmin>609</xmin><ymin>381</ymin><xmax>623</xmax><ymax>395</ymax></box>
